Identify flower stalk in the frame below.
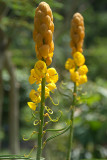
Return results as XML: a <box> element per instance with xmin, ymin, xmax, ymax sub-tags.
<box><xmin>36</xmin><ymin>76</ymin><xmax>46</xmax><ymax>160</ymax></box>
<box><xmin>66</xmin><ymin>83</ymin><xmax>76</xmax><ymax>160</ymax></box>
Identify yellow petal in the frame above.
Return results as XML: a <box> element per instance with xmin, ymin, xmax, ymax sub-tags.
<box><xmin>46</xmin><ymin>68</ymin><xmax>58</xmax><ymax>83</ymax></box>
<box><xmin>78</xmin><ymin>75</ymin><xmax>87</xmax><ymax>85</ymax></box>
<box><xmin>34</xmin><ymin>60</ymin><xmax>47</xmax><ymax>78</ymax></box>
<box><xmin>70</xmin><ymin>69</ymin><xmax>79</xmax><ymax>82</ymax></box>
<box><xmin>29</xmin><ymin>89</ymin><xmax>41</xmax><ymax>103</ymax></box>
<box><xmin>46</xmin><ymin>83</ymin><xmax>57</xmax><ymax>91</ymax></box>
<box><xmin>78</xmin><ymin>65</ymin><xmax>88</xmax><ymax>75</ymax></box>
<box><xmin>73</xmin><ymin>52</ymin><xmax>85</xmax><ymax>66</ymax></box>
<box><xmin>65</xmin><ymin>58</ymin><xmax>75</xmax><ymax>70</ymax></box>
<box><xmin>27</xmin><ymin>102</ymin><xmax>36</xmax><ymax>111</ymax></box>
<box><xmin>29</xmin><ymin>75</ymin><xmax>36</xmax><ymax>84</ymax></box>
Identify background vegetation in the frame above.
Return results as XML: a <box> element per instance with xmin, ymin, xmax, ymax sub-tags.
<box><xmin>0</xmin><ymin>0</ymin><xmax>107</xmax><ymax>159</ymax></box>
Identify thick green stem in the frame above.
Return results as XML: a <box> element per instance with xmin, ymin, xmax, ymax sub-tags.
<box><xmin>36</xmin><ymin>77</ymin><xmax>46</xmax><ymax>160</ymax></box>
<box><xmin>66</xmin><ymin>83</ymin><xmax>76</xmax><ymax>160</ymax></box>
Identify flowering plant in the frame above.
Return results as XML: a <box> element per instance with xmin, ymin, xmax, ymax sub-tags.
<box><xmin>65</xmin><ymin>13</ymin><xmax>88</xmax><ymax>160</ymax></box>
<box><xmin>26</xmin><ymin>2</ymin><xmax>65</xmax><ymax>160</ymax></box>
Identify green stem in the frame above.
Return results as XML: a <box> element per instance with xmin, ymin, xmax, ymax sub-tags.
<box><xmin>36</xmin><ymin>77</ymin><xmax>46</xmax><ymax>160</ymax></box>
<box><xmin>66</xmin><ymin>83</ymin><xmax>77</xmax><ymax>160</ymax></box>
<box><xmin>0</xmin><ymin>155</ymin><xmax>33</xmax><ymax>159</ymax></box>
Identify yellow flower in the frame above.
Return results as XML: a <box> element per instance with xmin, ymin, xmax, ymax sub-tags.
<box><xmin>73</xmin><ymin>52</ymin><xmax>85</xmax><ymax>66</ymax></box>
<box><xmin>34</xmin><ymin>60</ymin><xmax>47</xmax><ymax>78</ymax></box>
<box><xmin>29</xmin><ymin>89</ymin><xmax>41</xmax><ymax>103</ymax></box>
<box><xmin>37</xmin><ymin>84</ymin><xmax>50</xmax><ymax>98</ymax></box>
<box><xmin>46</xmin><ymin>68</ymin><xmax>58</xmax><ymax>83</ymax></box>
<box><xmin>46</xmin><ymin>83</ymin><xmax>57</xmax><ymax>91</ymax></box>
<box><xmin>78</xmin><ymin>65</ymin><xmax>88</xmax><ymax>75</ymax></box>
<box><xmin>29</xmin><ymin>69</ymin><xmax>41</xmax><ymax>84</ymax></box>
<box><xmin>65</xmin><ymin>58</ymin><xmax>75</xmax><ymax>70</ymax></box>
<box><xmin>70</xmin><ymin>69</ymin><xmax>79</xmax><ymax>82</ymax></box>
<box><xmin>78</xmin><ymin>75</ymin><xmax>87</xmax><ymax>85</ymax></box>
<box><xmin>27</xmin><ymin>102</ymin><xmax>36</xmax><ymax>111</ymax></box>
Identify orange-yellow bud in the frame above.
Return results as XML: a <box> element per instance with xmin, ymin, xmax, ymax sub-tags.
<box><xmin>44</xmin><ymin>30</ymin><xmax>52</xmax><ymax>44</ymax></box>
<box><xmin>35</xmin><ymin>33</ymin><xmax>43</xmax><ymax>48</ymax></box>
<box><xmin>49</xmin><ymin>21</ymin><xmax>54</xmax><ymax>33</ymax></box>
<box><xmin>33</xmin><ymin>2</ymin><xmax>54</xmax><ymax>61</ymax></box>
<box><xmin>49</xmin><ymin>41</ymin><xmax>54</xmax><ymax>53</ymax></box>
<box><xmin>39</xmin><ymin>23</ymin><xmax>48</xmax><ymax>36</ymax></box>
<box><xmin>39</xmin><ymin>45</ymin><xmax>50</xmax><ymax>58</ymax></box>
<box><xmin>70</xmin><ymin>13</ymin><xmax>85</xmax><ymax>55</ymax></box>
<box><xmin>42</xmin><ymin>15</ymin><xmax>51</xmax><ymax>26</ymax></box>
<box><xmin>46</xmin><ymin>57</ymin><xmax>52</xmax><ymax>66</ymax></box>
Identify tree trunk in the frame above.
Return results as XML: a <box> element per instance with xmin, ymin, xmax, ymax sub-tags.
<box><xmin>5</xmin><ymin>52</ymin><xmax>20</xmax><ymax>154</ymax></box>
<box><xmin>0</xmin><ymin>50</ymin><xmax>5</xmax><ymax>150</ymax></box>
<box><xmin>0</xmin><ymin>69</ymin><xmax>4</xmax><ymax>149</ymax></box>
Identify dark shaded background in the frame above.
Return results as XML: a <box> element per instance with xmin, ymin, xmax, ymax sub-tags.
<box><xmin>0</xmin><ymin>0</ymin><xmax>107</xmax><ymax>159</ymax></box>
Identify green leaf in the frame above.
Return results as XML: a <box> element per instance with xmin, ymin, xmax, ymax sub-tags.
<box><xmin>34</xmin><ymin>0</ymin><xmax>63</xmax><ymax>8</ymax></box>
<box><xmin>81</xmin><ymin>159</ymin><xmax>107</xmax><ymax>160</ymax></box>
<box><xmin>81</xmin><ymin>94</ymin><xmax>101</xmax><ymax>106</ymax></box>
<box><xmin>53</xmin><ymin>12</ymin><xmax>64</xmax><ymax>20</ymax></box>
<box><xmin>45</xmin><ymin>125</ymin><xmax>70</xmax><ymax>143</ymax></box>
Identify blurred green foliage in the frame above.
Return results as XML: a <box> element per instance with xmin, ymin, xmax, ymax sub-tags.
<box><xmin>0</xmin><ymin>0</ymin><xmax>107</xmax><ymax>159</ymax></box>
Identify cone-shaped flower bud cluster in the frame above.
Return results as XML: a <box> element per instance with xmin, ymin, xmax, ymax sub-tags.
<box><xmin>70</xmin><ymin>13</ymin><xmax>85</xmax><ymax>55</ymax></box>
<box><xmin>33</xmin><ymin>2</ymin><xmax>54</xmax><ymax>66</ymax></box>
<box><xmin>28</xmin><ymin>2</ymin><xmax>58</xmax><ymax>111</ymax></box>
<box><xmin>65</xmin><ymin>13</ymin><xmax>88</xmax><ymax>86</ymax></box>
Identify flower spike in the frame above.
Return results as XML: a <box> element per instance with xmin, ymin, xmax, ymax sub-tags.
<box><xmin>65</xmin><ymin>12</ymin><xmax>88</xmax><ymax>160</ymax></box>
<box><xmin>26</xmin><ymin>2</ymin><xmax>60</xmax><ymax>159</ymax></box>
